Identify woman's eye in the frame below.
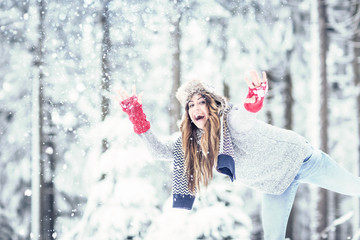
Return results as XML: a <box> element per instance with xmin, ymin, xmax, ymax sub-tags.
<box><xmin>189</xmin><ymin>104</ymin><xmax>194</xmax><ymax>108</ymax></box>
<box><xmin>200</xmin><ymin>101</ymin><xmax>206</xmax><ymax>105</ymax></box>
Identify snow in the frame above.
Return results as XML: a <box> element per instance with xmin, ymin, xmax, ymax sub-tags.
<box><xmin>0</xmin><ymin>0</ymin><xmax>359</xmax><ymax>239</ymax></box>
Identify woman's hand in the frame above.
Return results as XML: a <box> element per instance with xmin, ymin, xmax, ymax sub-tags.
<box><xmin>244</xmin><ymin>71</ymin><xmax>267</xmax><ymax>104</ymax></box>
<box><xmin>116</xmin><ymin>85</ymin><xmax>150</xmax><ymax>134</ymax></box>
<box><xmin>116</xmin><ymin>85</ymin><xmax>143</xmax><ymax>104</ymax></box>
<box><xmin>243</xmin><ymin>71</ymin><xmax>268</xmax><ymax>113</ymax></box>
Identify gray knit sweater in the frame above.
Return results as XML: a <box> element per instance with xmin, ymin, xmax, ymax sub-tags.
<box><xmin>228</xmin><ymin>105</ymin><xmax>312</xmax><ymax>194</ymax></box>
<box><xmin>140</xmin><ymin>104</ymin><xmax>312</xmax><ymax>196</ymax></box>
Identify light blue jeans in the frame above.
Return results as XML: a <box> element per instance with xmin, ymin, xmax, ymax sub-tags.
<box><xmin>262</xmin><ymin>149</ymin><xmax>360</xmax><ymax>240</ymax></box>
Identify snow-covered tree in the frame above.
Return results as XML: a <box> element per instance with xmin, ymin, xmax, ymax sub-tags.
<box><xmin>2</xmin><ymin>0</ymin><xmax>360</xmax><ymax>239</ymax></box>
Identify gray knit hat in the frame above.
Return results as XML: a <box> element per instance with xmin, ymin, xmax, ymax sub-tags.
<box><xmin>175</xmin><ymin>79</ymin><xmax>227</xmax><ymax>109</ymax></box>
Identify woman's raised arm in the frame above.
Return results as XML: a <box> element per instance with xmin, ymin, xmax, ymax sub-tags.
<box><xmin>116</xmin><ymin>86</ymin><xmax>174</xmax><ymax>160</ymax></box>
<box><xmin>227</xmin><ymin>71</ymin><xmax>268</xmax><ymax>132</ymax></box>
<box><xmin>116</xmin><ymin>85</ymin><xmax>150</xmax><ymax>134</ymax></box>
<box><xmin>243</xmin><ymin>70</ymin><xmax>268</xmax><ymax>113</ymax></box>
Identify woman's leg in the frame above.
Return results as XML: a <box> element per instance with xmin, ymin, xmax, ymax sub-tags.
<box><xmin>262</xmin><ymin>180</ymin><xmax>300</xmax><ymax>240</ymax></box>
<box><xmin>298</xmin><ymin>149</ymin><xmax>360</xmax><ymax>196</ymax></box>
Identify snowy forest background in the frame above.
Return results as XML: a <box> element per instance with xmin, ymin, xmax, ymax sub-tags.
<box><xmin>1</xmin><ymin>0</ymin><xmax>360</xmax><ymax>239</ymax></box>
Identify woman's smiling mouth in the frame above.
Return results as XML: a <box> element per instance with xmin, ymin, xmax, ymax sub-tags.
<box><xmin>195</xmin><ymin>115</ymin><xmax>205</xmax><ymax>121</ymax></box>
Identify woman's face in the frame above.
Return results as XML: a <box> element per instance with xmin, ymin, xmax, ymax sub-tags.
<box><xmin>188</xmin><ymin>94</ymin><xmax>209</xmax><ymax>129</ymax></box>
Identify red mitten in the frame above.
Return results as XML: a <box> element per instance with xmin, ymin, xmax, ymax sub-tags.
<box><xmin>244</xmin><ymin>82</ymin><xmax>268</xmax><ymax>113</ymax></box>
<box><xmin>120</xmin><ymin>95</ymin><xmax>150</xmax><ymax>134</ymax></box>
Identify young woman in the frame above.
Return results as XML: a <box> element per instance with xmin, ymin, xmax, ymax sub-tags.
<box><xmin>117</xmin><ymin>71</ymin><xmax>360</xmax><ymax>240</ymax></box>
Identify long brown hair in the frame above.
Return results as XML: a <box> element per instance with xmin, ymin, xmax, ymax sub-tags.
<box><xmin>180</xmin><ymin>92</ymin><xmax>223</xmax><ymax>193</ymax></box>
